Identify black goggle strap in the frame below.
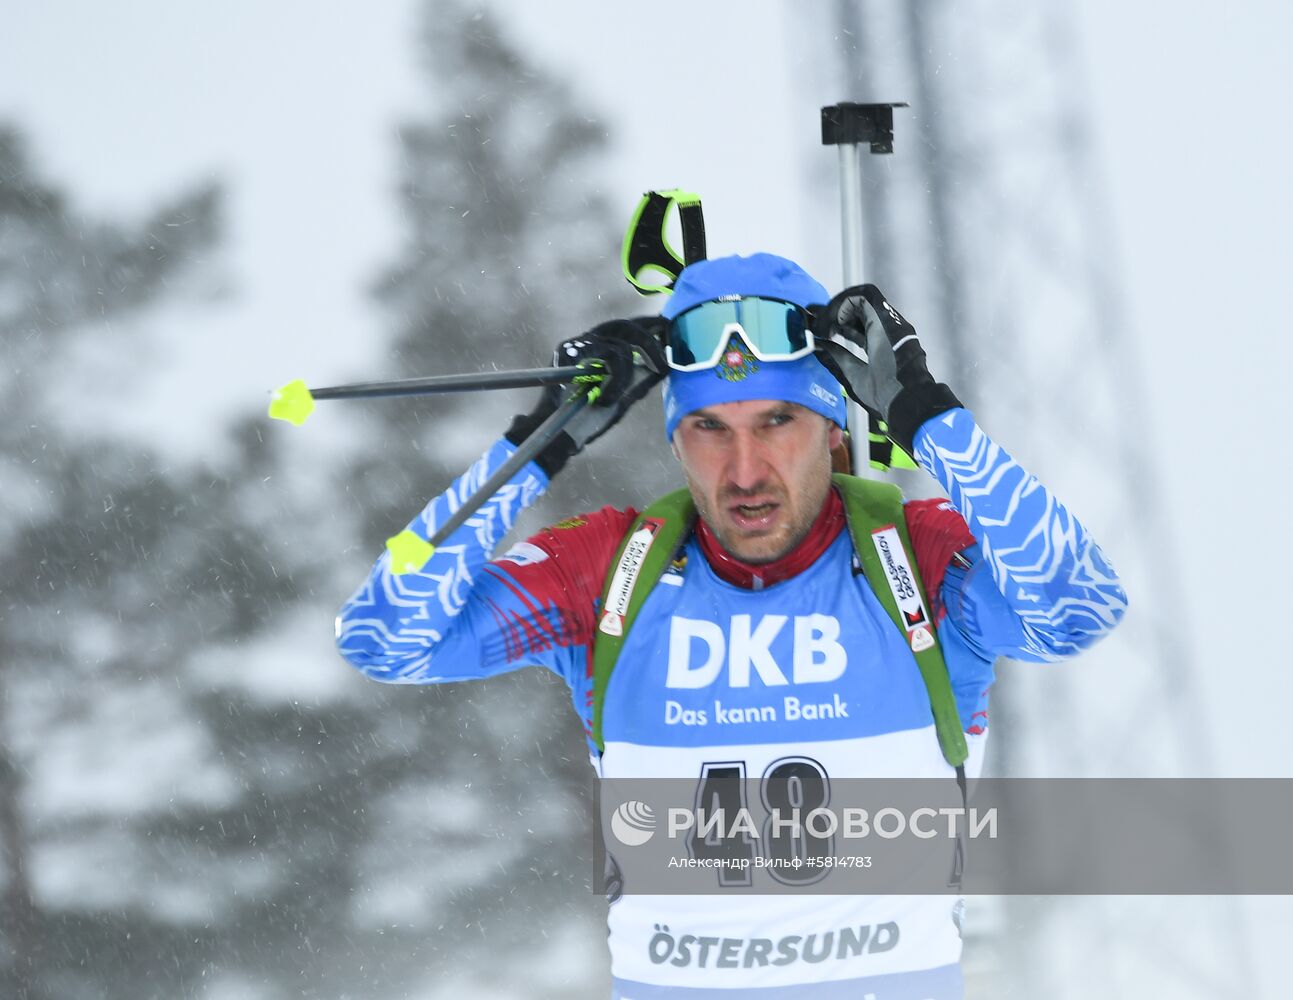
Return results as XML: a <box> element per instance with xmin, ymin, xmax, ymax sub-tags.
<box><xmin>622</xmin><ymin>189</ymin><xmax>707</xmax><ymax>295</ymax></box>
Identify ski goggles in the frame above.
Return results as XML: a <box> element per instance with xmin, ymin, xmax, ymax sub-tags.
<box><xmin>665</xmin><ymin>296</ymin><xmax>816</xmax><ymax>372</ymax></box>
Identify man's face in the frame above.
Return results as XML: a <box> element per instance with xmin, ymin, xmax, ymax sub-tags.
<box><xmin>672</xmin><ymin>399</ymin><xmax>844</xmax><ymax>564</ymax></box>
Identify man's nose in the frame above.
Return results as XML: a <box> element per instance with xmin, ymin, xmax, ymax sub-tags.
<box><xmin>727</xmin><ymin>431</ymin><xmax>769</xmax><ymax>491</ymax></box>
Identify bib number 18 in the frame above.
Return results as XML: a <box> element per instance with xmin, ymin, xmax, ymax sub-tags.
<box><xmin>691</xmin><ymin>756</ymin><xmax>833</xmax><ymax>886</ymax></box>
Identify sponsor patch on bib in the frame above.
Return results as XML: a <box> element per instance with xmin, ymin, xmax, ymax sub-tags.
<box><xmin>599</xmin><ymin>519</ymin><xmax>663</xmax><ymax>636</ymax></box>
<box><xmin>870</xmin><ymin>525</ymin><xmax>935</xmax><ymax>652</ymax></box>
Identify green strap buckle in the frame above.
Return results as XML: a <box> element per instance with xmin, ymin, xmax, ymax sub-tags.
<box><xmin>868</xmin><ymin>413</ymin><xmax>919</xmax><ymax>471</ymax></box>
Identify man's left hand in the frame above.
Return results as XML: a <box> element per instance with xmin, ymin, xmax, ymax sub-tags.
<box><xmin>815</xmin><ymin>284</ymin><xmax>963</xmax><ymax>454</ymax></box>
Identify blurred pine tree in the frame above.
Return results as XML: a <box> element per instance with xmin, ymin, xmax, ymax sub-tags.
<box><xmin>0</xmin><ymin>126</ymin><xmax>246</xmax><ymax>999</ymax></box>
<box><xmin>310</xmin><ymin>1</ymin><xmax>679</xmax><ymax>994</ymax></box>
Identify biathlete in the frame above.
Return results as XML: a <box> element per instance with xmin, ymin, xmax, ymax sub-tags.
<box><xmin>337</xmin><ymin>253</ymin><xmax>1127</xmax><ymax>998</ymax></box>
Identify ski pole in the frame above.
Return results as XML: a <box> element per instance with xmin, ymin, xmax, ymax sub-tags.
<box><xmin>267</xmin><ymin>366</ymin><xmax>594</xmax><ymax>427</ymax></box>
<box><xmin>384</xmin><ymin>388</ymin><xmax>589</xmax><ymax>574</ymax></box>
<box><xmin>820</xmin><ymin>101</ymin><xmax>907</xmax><ymax>473</ymax></box>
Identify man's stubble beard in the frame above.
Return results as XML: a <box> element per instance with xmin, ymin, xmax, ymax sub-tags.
<box><xmin>685</xmin><ymin>446</ymin><xmax>834</xmax><ymax>566</ymax></box>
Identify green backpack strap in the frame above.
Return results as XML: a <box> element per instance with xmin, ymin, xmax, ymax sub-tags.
<box><xmin>833</xmin><ymin>473</ymin><xmax>969</xmax><ymax>769</ymax></box>
<box><xmin>836</xmin><ymin>474</ymin><xmax>970</xmax><ymax>887</ymax></box>
<box><xmin>590</xmin><ymin>489</ymin><xmax>696</xmax><ymax>752</ymax></box>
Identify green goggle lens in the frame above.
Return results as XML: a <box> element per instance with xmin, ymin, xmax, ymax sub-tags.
<box><xmin>667</xmin><ymin>297</ymin><xmax>813</xmax><ymax>372</ymax></box>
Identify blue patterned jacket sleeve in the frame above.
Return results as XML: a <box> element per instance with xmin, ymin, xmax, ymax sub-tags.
<box><xmin>914</xmin><ymin>407</ymin><xmax>1128</xmax><ymax>662</ymax></box>
<box><xmin>335</xmin><ymin>438</ymin><xmax>558</xmax><ymax>683</ymax></box>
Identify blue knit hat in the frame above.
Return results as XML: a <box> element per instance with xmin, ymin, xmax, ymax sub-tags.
<box><xmin>661</xmin><ymin>253</ymin><xmax>846</xmax><ymax>440</ymax></box>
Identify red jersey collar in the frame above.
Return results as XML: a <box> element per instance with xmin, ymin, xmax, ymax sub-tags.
<box><xmin>696</xmin><ymin>488</ymin><xmax>846</xmax><ymax>590</ymax></box>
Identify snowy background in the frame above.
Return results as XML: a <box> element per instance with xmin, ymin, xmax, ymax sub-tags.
<box><xmin>2</xmin><ymin>1</ymin><xmax>1290</xmax><ymax>997</ymax></box>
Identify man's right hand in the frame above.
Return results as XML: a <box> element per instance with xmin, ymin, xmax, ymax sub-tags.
<box><xmin>506</xmin><ymin>317</ymin><xmax>667</xmax><ymax>476</ymax></box>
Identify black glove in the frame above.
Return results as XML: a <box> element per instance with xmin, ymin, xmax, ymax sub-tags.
<box><xmin>813</xmin><ymin>284</ymin><xmax>962</xmax><ymax>455</ymax></box>
<box><xmin>505</xmin><ymin>317</ymin><xmax>667</xmax><ymax>476</ymax></box>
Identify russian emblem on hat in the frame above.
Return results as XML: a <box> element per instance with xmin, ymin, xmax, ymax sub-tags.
<box><xmin>715</xmin><ymin>334</ymin><xmax>759</xmax><ymax>382</ymax></box>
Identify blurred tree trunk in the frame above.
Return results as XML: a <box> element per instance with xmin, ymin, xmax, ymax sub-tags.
<box><xmin>0</xmin><ymin>702</ymin><xmax>38</xmax><ymax>1000</ymax></box>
